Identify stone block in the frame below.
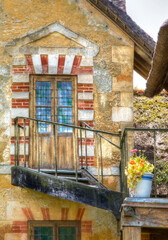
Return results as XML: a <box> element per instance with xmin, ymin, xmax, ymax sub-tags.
<box><xmin>112</xmin><ymin>46</ymin><xmax>134</xmax><ymax>64</ymax></box>
<box><xmin>79</xmin><ymin>145</ymin><xmax>94</xmax><ymax>156</ymax></box>
<box><xmin>87</xmin><ymin>166</ymin><xmax>120</xmax><ymax>176</ymax></box>
<box><xmin>80</xmin><ymin>57</ymin><xmax>93</xmax><ymax>67</ymax></box>
<box><xmin>78</xmin><ymin>75</ymin><xmax>93</xmax><ymax>84</ymax></box>
<box><xmin>11</xmin><ymin>108</ymin><xmax>29</xmax><ymax>118</ymax></box>
<box><xmin>13</xmin><ymin>57</ymin><xmax>26</xmax><ymax>66</ymax></box>
<box><xmin>120</xmin><ymin>92</ymin><xmax>133</xmax><ymax>107</ymax></box>
<box><xmin>94</xmin><ymin>69</ymin><xmax>112</xmax><ymax>93</ymax></box>
<box><xmin>10</xmin><ymin>143</ymin><xmax>29</xmax><ymax>155</ymax></box>
<box><xmin>0</xmin><ymin>65</ymin><xmax>11</xmax><ymax>76</ymax></box>
<box><xmin>78</xmin><ymin>110</ymin><xmax>94</xmax><ymax>121</ymax></box>
<box><xmin>12</xmin><ymin>74</ymin><xmax>29</xmax><ymax>83</ymax></box>
<box><xmin>112</xmin><ymin>107</ymin><xmax>133</xmax><ymax>122</ymax></box>
<box><xmin>11</xmin><ymin>126</ymin><xmax>29</xmax><ymax>137</ymax></box>
<box><xmin>112</xmin><ymin>81</ymin><xmax>133</xmax><ymax>92</ymax></box>
<box><xmin>12</xmin><ymin>92</ymin><xmax>29</xmax><ymax>99</ymax></box>
<box><xmin>5</xmin><ymin>233</ymin><xmax>27</xmax><ymax>240</ymax></box>
<box><xmin>77</xmin><ymin>130</ymin><xmax>94</xmax><ymax>139</ymax></box>
<box><xmin>78</xmin><ymin>92</ymin><xmax>93</xmax><ymax>100</ymax></box>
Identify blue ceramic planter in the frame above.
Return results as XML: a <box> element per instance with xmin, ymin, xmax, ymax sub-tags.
<box><xmin>130</xmin><ymin>173</ymin><xmax>154</xmax><ymax>197</ymax></box>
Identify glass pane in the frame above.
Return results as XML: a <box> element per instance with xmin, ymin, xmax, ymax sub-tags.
<box><xmin>36</xmin><ymin>107</ymin><xmax>51</xmax><ymax>133</ymax></box>
<box><xmin>36</xmin><ymin>81</ymin><xmax>51</xmax><ymax>133</ymax></box>
<box><xmin>57</xmin><ymin>81</ymin><xmax>72</xmax><ymax>106</ymax></box>
<box><xmin>34</xmin><ymin>227</ymin><xmax>53</xmax><ymax>240</ymax></box>
<box><xmin>59</xmin><ymin>227</ymin><xmax>76</xmax><ymax>240</ymax></box>
<box><xmin>57</xmin><ymin>81</ymin><xmax>73</xmax><ymax>133</ymax></box>
<box><xmin>36</xmin><ymin>82</ymin><xmax>51</xmax><ymax>106</ymax></box>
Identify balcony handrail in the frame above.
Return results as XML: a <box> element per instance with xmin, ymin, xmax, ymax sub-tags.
<box><xmin>14</xmin><ymin>117</ymin><xmax>121</xmax><ymax>189</ymax></box>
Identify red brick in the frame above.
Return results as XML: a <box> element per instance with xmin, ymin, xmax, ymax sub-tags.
<box><xmin>41</xmin><ymin>55</ymin><xmax>48</xmax><ymax>74</ymax></box>
<box><xmin>57</xmin><ymin>55</ymin><xmax>65</xmax><ymax>74</ymax></box>
<box><xmin>78</xmin><ymin>67</ymin><xmax>93</xmax><ymax>75</ymax></box>
<box><xmin>25</xmin><ymin>55</ymin><xmax>35</xmax><ymax>74</ymax></box>
<box><xmin>71</xmin><ymin>56</ymin><xmax>82</xmax><ymax>75</ymax></box>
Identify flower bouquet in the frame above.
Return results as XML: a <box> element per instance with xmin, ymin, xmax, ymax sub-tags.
<box><xmin>125</xmin><ymin>149</ymin><xmax>154</xmax><ymax>197</ymax></box>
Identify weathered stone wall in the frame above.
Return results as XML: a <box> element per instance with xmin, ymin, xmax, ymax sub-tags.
<box><xmin>0</xmin><ymin>175</ymin><xmax>120</xmax><ymax>240</ymax></box>
<box><xmin>133</xmin><ymin>90</ymin><xmax>168</xmax><ymax>197</ymax></box>
<box><xmin>0</xmin><ymin>0</ymin><xmax>134</xmax><ymax>238</ymax></box>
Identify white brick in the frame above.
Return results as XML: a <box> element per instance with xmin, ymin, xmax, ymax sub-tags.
<box><xmin>12</xmin><ymin>92</ymin><xmax>29</xmax><ymax>99</ymax></box>
<box><xmin>13</xmin><ymin>57</ymin><xmax>26</xmax><ymax>66</ymax></box>
<box><xmin>112</xmin><ymin>107</ymin><xmax>133</xmax><ymax>122</ymax></box>
<box><xmin>11</xmin><ymin>126</ymin><xmax>29</xmax><ymax>137</ymax></box>
<box><xmin>48</xmin><ymin>54</ymin><xmax>59</xmax><ymax>74</ymax></box>
<box><xmin>12</xmin><ymin>74</ymin><xmax>29</xmax><ymax>83</ymax></box>
<box><xmin>11</xmin><ymin>108</ymin><xmax>29</xmax><ymax>118</ymax></box>
<box><xmin>78</xmin><ymin>75</ymin><xmax>93</xmax><ymax>84</ymax></box>
<box><xmin>10</xmin><ymin>143</ymin><xmax>29</xmax><ymax>155</ymax></box>
<box><xmin>78</xmin><ymin>130</ymin><xmax>94</xmax><ymax>138</ymax></box>
<box><xmin>78</xmin><ymin>92</ymin><xmax>93</xmax><ymax>100</ymax></box>
<box><xmin>78</xmin><ymin>110</ymin><xmax>94</xmax><ymax>121</ymax></box>
<box><xmin>32</xmin><ymin>55</ymin><xmax>43</xmax><ymax>74</ymax></box>
<box><xmin>63</xmin><ymin>55</ymin><xmax>75</xmax><ymax>74</ymax></box>
<box><xmin>79</xmin><ymin>145</ymin><xmax>94</xmax><ymax>157</ymax></box>
<box><xmin>87</xmin><ymin>166</ymin><xmax>120</xmax><ymax>176</ymax></box>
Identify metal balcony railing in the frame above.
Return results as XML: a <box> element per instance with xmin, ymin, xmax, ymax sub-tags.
<box><xmin>14</xmin><ymin>117</ymin><xmax>121</xmax><ymax>189</ymax></box>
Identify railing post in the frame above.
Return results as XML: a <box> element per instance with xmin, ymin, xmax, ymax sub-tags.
<box><xmin>118</xmin><ymin>129</ymin><xmax>123</xmax><ymax>193</ymax></box>
<box><xmin>24</xmin><ymin>119</ymin><xmax>26</xmax><ymax>167</ymax></box>
<box><xmin>53</xmin><ymin>124</ymin><xmax>57</xmax><ymax>177</ymax></box>
<box><xmin>80</xmin><ymin>128</ymin><xmax>83</xmax><ymax>169</ymax></box>
<box><xmin>73</xmin><ymin>128</ymin><xmax>78</xmax><ymax>181</ymax></box>
<box><xmin>36</xmin><ymin>121</ymin><xmax>40</xmax><ymax>172</ymax></box>
<box><xmin>85</xmin><ymin>126</ymin><xmax>88</xmax><ymax>169</ymax></box>
<box><xmin>96</xmin><ymin>133</ymin><xmax>100</xmax><ymax>187</ymax></box>
<box><xmin>14</xmin><ymin>118</ymin><xmax>17</xmax><ymax>166</ymax></box>
<box><xmin>153</xmin><ymin>130</ymin><xmax>157</xmax><ymax>198</ymax></box>
<box><xmin>124</xmin><ymin>130</ymin><xmax>128</xmax><ymax>195</ymax></box>
<box><xmin>99</xmin><ymin>136</ymin><xmax>103</xmax><ymax>184</ymax></box>
<box><xmin>17</xmin><ymin>119</ymin><xmax>20</xmax><ymax>166</ymax></box>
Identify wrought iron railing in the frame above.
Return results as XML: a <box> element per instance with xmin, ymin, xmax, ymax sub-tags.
<box><xmin>120</xmin><ymin>128</ymin><xmax>168</xmax><ymax>198</ymax></box>
<box><xmin>14</xmin><ymin>117</ymin><xmax>121</xmax><ymax>188</ymax></box>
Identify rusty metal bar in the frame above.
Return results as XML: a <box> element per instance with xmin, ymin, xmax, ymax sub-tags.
<box><xmin>96</xmin><ymin>133</ymin><xmax>100</xmax><ymax>187</ymax></box>
<box><xmin>14</xmin><ymin>118</ymin><xmax>17</xmax><ymax>166</ymax></box>
<box><xmin>24</xmin><ymin>119</ymin><xmax>26</xmax><ymax>167</ymax></box>
<box><xmin>153</xmin><ymin>131</ymin><xmax>157</xmax><ymax>198</ymax></box>
<box><xmin>53</xmin><ymin>124</ymin><xmax>57</xmax><ymax>177</ymax></box>
<box><xmin>80</xmin><ymin>129</ymin><xmax>83</xmax><ymax>168</ymax></box>
<box><xmin>17</xmin><ymin>120</ymin><xmax>20</xmax><ymax>166</ymax></box>
<box><xmin>36</xmin><ymin>121</ymin><xmax>40</xmax><ymax>172</ymax></box>
<box><xmin>85</xmin><ymin>126</ymin><xmax>88</xmax><ymax>169</ymax></box>
<box><xmin>100</xmin><ymin>136</ymin><xmax>103</xmax><ymax>184</ymax></box>
<box><xmin>73</xmin><ymin>128</ymin><xmax>78</xmax><ymax>181</ymax></box>
<box><xmin>14</xmin><ymin>117</ymin><xmax>120</xmax><ymax>137</ymax></box>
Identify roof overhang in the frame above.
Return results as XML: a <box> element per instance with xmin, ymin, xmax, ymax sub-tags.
<box><xmin>145</xmin><ymin>20</ymin><xmax>168</xmax><ymax>97</ymax></box>
<box><xmin>86</xmin><ymin>0</ymin><xmax>155</xmax><ymax>79</ymax></box>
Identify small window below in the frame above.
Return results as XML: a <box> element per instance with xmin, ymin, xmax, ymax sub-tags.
<box><xmin>28</xmin><ymin>220</ymin><xmax>81</xmax><ymax>240</ymax></box>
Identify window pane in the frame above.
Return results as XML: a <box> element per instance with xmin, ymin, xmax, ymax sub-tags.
<box><xmin>57</xmin><ymin>81</ymin><xmax>73</xmax><ymax>133</ymax></box>
<box><xmin>36</xmin><ymin>107</ymin><xmax>51</xmax><ymax>133</ymax></box>
<box><xmin>36</xmin><ymin>81</ymin><xmax>51</xmax><ymax>133</ymax></box>
<box><xmin>34</xmin><ymin>227</ymin><xmax>53</xmax><ymax>240</ymax></box>
<box><xmin>59</xmin><ymin>227</ymin><xmax>76</xmax><ymax>240</ymax></box>
<box><xmin>36</xmin><ymin>82</ymin><xmax>51</xmax><ymax>106</ymax></box>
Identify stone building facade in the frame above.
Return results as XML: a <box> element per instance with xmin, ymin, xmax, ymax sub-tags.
<box><xmin>0</xmin><ymin>0</ymin><xmax>154</xmax><ymax>239</ymax></box>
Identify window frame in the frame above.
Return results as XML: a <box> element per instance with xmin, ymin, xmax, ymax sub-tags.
<box><xmin>30</xmin><ymin>75</ymin><xmax>77</xmax><ymax>136</ymax></box>
<box><xmin>28</xmin><ymin>220</ymin><xmax>81</xmax><ymax>240</ymax></box>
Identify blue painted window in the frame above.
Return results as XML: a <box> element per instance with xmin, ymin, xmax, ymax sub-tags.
<box><xmin>57</xmin><ymin>81</ymin><xmax>73</xmax><ymax>133</ymax></box>
<box><xmin>36</xmin><ymin>81</ymin><xmax>51</xmax><ymax>133</ymax></box>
